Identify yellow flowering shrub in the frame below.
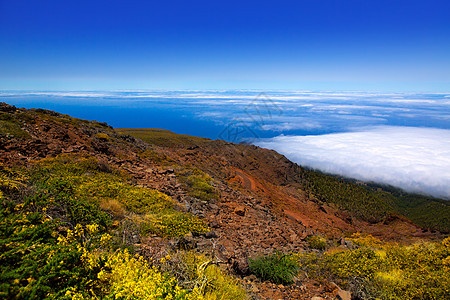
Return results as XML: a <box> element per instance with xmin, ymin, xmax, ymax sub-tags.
<box><xmin>293</xmin><ymin>235</ymin><xmax>450</xmax><ymax>299</ymax></box>
<box><xmin>77</xmin><ymin>176</ymin><xmax>176</xmax><ymax>214</ymax></box>
<box><xmin>348</xmin><ymin>232</ymin><xmax>383</xmax><ymax>248</ymax></box>
<box><xmin>54</xmin><ymin>223</ymin><xmax>201</xmax><ymax>299</ymax></box>
<box><xmin>99</xmin><ymin>250</ymin><xmax>200</xmax><ymax>300</ymax></box>
<box><xmin>1</xmin><ymin>155</ymin><xmax>239</xmax><ymax>299</ymax></box>
<box><xmin>0</xmin><ymin>166</ymin><xmax>28</xmax><ymax>192</ymax></box>
<box><xmin>159</xmin><ymin>251</ymin><xmax>247</xmax><ymax>300</ymax></box>
<box><xmin>140</xmin><ymin>212</ymin><xmax>209</xmax><ymax>238</ymax></box>
<box><xmin>29</xmin><ymin>154</ymin><xmax>209</xmax><ymax>238</ymax></box>
<box><xmin>306</xmin><ymin>235</ymin><xmax>327</xmax><ymax>250</ymax></box>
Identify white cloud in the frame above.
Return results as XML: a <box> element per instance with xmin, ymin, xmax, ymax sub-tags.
<box><xmin>255</xmin><ymin>126</ymin><xmax>450</xmax><ymax>199</ymax></box>
<box><xmin>260</xmin><ymin>122</ymin><xmax>322</xmax><ymax>131</ymax></box>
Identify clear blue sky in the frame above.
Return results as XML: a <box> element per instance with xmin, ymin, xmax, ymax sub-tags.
<box><xmin>1</xmin><ymin>0</ymin><xmax>449</xmax><ymax>91</ymax></box>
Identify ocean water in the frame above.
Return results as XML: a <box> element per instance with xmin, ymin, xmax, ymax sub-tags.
<box><xmin>1</xmin><ymin>90</ymin><xmax>449</xmax><ymax>142</ymax></box>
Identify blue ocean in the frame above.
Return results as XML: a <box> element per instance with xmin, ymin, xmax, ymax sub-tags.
<box><xmin>1</xmin><ymin>90</ymin><xmax>449</xmax><ymax>142</ymax></box>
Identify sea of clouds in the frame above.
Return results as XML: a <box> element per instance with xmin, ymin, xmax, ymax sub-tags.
<box><xmin>256</xmin><ymin>126</ymin><xmax>450</xmax><ymax>199</ymax></box>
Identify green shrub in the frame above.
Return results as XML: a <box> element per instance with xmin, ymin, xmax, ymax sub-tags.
<box><xmin>94</xmin><ymin>132</ymin><xmax>110</xmax><ymax>140</ymax></box>
<box><xmin>28</xmin><ymin>154</ymin><xmax>209</xmax><ymax>239</ymax></box>
<box><xmin>307</xmin><ymin>235</ymin><xmax>328</xmax><ymax>250</ymax></box>
<box><xmin>292</xmin><ymin>237</ymin><xmax>450</xmax><ymax>299</ymax></box>
<box><xmin>0</xmin><ymin>201</ymin><xmax>106</xmax><ymax>299</ymax></box>
<box><xmin>159</xmin><ymin>251</ymin><xmax>247</xmax><ymax>299</ymax></box>
<box><xmin>139</xmin><ymin>212</ymin><xmax>208</xmax><ymax>238</ymax></box>
<box><xmin>249</xmin><ymin>252</ymin><xmax>298</xmax><ymax>284</ymax></box>
<box><xmin>178</xmin><ymin>169</ymin><xmax>218</xmax><ymax>202</ymax></box>
<box><xmin>0</xmin><ymin>112</ymin><xmax>30</xmax><ymax>139</ymax></box>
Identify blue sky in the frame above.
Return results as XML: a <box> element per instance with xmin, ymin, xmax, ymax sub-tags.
<box><xmin>1</xmin><ymin>0</ymin><xmax>450</xmax><ymax>91</ymax></box>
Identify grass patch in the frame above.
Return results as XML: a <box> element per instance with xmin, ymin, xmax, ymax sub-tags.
<box><xmin>116</xmin><ymin>128</ymin><xmax>210</xmax><ymax>147</ymax></box>
<box><xmin>0</xmin><ymin>112</ymin><xmax>30</xmax><ymax>139</ymax></box>
<box><xmin>249</xmin><ymin>251</ymin><xmax>298</xmax><ymax>285</ymax></box>
<box><xmin>307</xmin><ymin>235</ymin><xmax>328</xmax><ymax>250</ymax></box>
<box><xmin>178</xmin><ymin>169</ymin><xmax>218</xmax><ymax>202</ymax></box>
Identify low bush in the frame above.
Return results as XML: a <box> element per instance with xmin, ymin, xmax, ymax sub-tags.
<box><xmin>98</xmin><ymin>250</ymin><xmax>197</xmax><ymax>300</ymax></box>
<box><xmin>140</xmin><ymin>212</ymin><xmax>209</xmax><ymax>238</ymax></box>
<box><xmin>249</xmin><ymin>251</ymin><xmax>298</xmax><ymax>284</ymax></box>
<box><xmin>94</xmin><ymin>132</ymin><xmax>110</xmax><ymax>140</ymax></box>
<box><xmin>159</xmin><ymin>251</ymin><xmax>247</xmax><ymax>300</ymax></box>
<box><xmin>0</xmin><ymin>201</ymin><xmax>105</xmax><ymax>299</ymax></box>
<box><xmin>0</xmin><ymin>112</ymin><xmax>30</xmax><ymax>139</ymax></box>
<box><xmin>28</xmin><ymin>154</ymin><xmax>208</xmax><ymax>237</ymax></box>
<box><xmin>0</xmin><ymin>196</ymin><xmax>201</xmax><ymax>299</ymax></box>
<box><xmin>293</xmin><ymin>234</ymin><xmax>450</xmax><ymax>299</ymax></box>
<box><xmin>307</xmin><ymin>235</ymin><xmax>328</xmax><ymax>250</ymax></box>
<box><xmin>178</xmin><ymin>169</ymin><xmax>218</xmax><ymax>202</ymax></box>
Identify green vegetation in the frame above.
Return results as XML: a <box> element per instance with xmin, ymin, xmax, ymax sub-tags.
<box><xmin>139</xmin><ymin>149</ymin><xmax>174</xmax><ymax>164</ymax></box>
<box><xmin>249</xmin><ymin>251</ymin><xmax>298</xmax><ymax>285</ymax></box>
<box><xmin>177</xmin><ymin>169</ymin><xmax>218</xmax><ymax>202</ymax></box>
<box><xmin>249</xmin><ymin>234</ymin><xmax>450</xmax><ymax>299</ymax></box>
<box><xmin>0</xmin><ymin>154</ymin><xmax>245</xmax><ymax>299</ymax></box>
<box><xmin>29</xmin><ymin>154</ymin><xmax>208</xmax><ymax>237</ymax></box>
<box><xmin>0</xmin><ymin>206</ymin><xmax>196</xmax><ymax>299</ymax></box>
<box><xmin>307</xmin><ymin>235</ymin><xmax>328</xmax><ymax>250</ymax></box>
<box><xmin>387</xmin><ymin>190</ymin><xmax>450</xmax><ymax>233</ymax></box>
<box><xmin>116</xmin><ymin>128</ymin><xmax>210</xmax><ymax>147</ymax></box>
<box><xmin>94</xmin><ymin>132</ymin><xmax>110</xmax><ymax>140</ymax></box>
<box><xmin>293</xmin><ymin>234</ymin><xmax>450</xmax><ymax>299</ymax></box>
<box><xmin>159</xmin><ymin>251</ymin><xmax>247</xmax><ymax>300</ymax></box>
<box><xmin>304</xmin><ymin>169</ymin><xmax>450</xmax><ymax>232</ymax></box>
<box><xmin>139</xmin><ymin>212</ymin><xmax>210</xmax><ymax>238</ymax></box>
<box><xmin>0</xmin><ymin>111</ymin><xmax>30</xmax><ymax>139</ymax></box>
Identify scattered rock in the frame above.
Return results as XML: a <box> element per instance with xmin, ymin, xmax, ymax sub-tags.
<box><xmin>337</xmin><ymin>289</ymin><xmax>351</xmax><ymax>300</ymax></box>
<box><xmin>204</xmin><ymin>231</ymin><xmax>217</xmax><ymax>239</ymax></box>
<box><xmin>0</xmin><ymin>102</ymin><xmax>16</xmax><ymax>112</ymax></box>
<box><xmin>234</xmin><ymin>205</ymin><xmax>246</xmax><ymax>216</ymax></box>
<box><xmin>209</xmin><ymin>220</ymin><xmax>220</xmax><ymax>228</ymax></box>
<box><xmin>231</xmin><ymin>253</ymin><xmax>249</xmax><ymax>275</ymax></box>
<box><xmin>176</xmin><ymin>233</ymin><xmax>197</xmax><ymax>250</ymax></box>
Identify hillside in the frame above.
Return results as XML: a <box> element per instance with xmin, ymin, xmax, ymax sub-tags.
<box><xmin>1</xmin><ymin>102</ymin><xmax>449</xmax><ymax>300</ymax></box>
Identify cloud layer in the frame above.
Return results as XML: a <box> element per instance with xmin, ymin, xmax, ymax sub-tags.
<box><xmin>255</xmin><ymin>126</ymin><xmax>450</xmax><ymax>199</ymax></box>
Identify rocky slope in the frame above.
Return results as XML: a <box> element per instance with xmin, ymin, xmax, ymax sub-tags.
<box><xmin>0</xmin><ymin>102</ymin><xmax>445</xmax><ymax>299</ymax></box>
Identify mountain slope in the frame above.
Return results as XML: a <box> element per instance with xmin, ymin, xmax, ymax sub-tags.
<box><xmin>1</xmin><ymin>102</ymin><xmax>448</xmax><ymax>299</ymax></box>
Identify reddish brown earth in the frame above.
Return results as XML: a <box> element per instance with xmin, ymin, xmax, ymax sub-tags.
<box><xmin>0</xmin><ymin>103</ymin><xmax>436</xmax><ymax>299</ymax></box>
